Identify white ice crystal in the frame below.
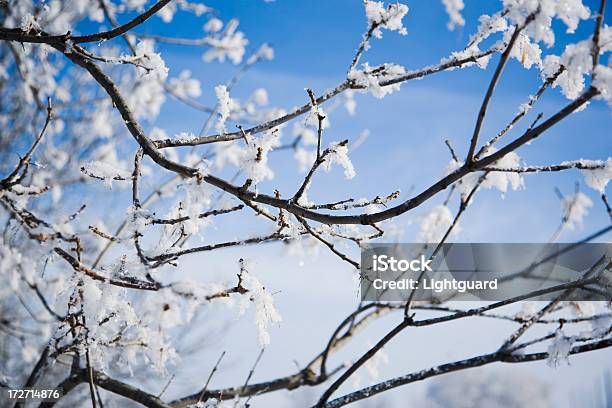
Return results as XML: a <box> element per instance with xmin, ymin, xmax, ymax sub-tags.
<box><xmin>580</xmin><ymin>158</ymin><xmax>612</xmax><ymax>193</ymax></box>
<box><xmin>134</xmin><ymin>40</ymin><xmax>169</xmax><ymax>80</ymax></box>
<box><xmin>444</xmin><ymin>148</ymin><xmax>524</xmax><ymax>199</ymax></box>
<box><xmin>363</xmin><ymin>341</ymin><xmax>389</xmax><ymax>381</ymax></box>
<box><xmin>442</xmin><ymin>0</ymin><xmax>465</xmax><ymax>31</ymax></box>
<box><xmin>323</xmin><ymin>142</ymin><xmax>356</xmax><ymax>179</ymax></box>
<box><xmin>214</xmin><ymin>85</ymin><xmax>234</xmax><ymax>134</ymax></box>
<box><xmin>542</xmin><ymin>39</ymin><xmax>592</xmax><ymax>100</ymax></box>
<box><xmin>504</xmin><ymin>0</ymin><xmax>590</xmax><ymax>47</ymax></box>
<box><xmin>415</xmin><ymin>204</ymin><xmax>457</xmax><ymax>242</ymax></box>
<box><xmin>561</xmin><ymin>192</ymin><xmax>592</xmax><ymax>230</ymax></box>
<box><xmin>247</xmin><ymin>43</ymin><xmax>275</xmax><ymax>64</ymax></box>
<box><xmin>204</xmin><ymin>18</ymin><xmax>223</xmax><ymax>33</ymax></box>
<box><xmin>242</xmin><ymin>132</ymin><xmax>280</xmax><ymax>184</ymax></box>
<box><xmin>546</xmin><ymin>328</ymin><xmax>572</xmax><ymax>367</ymax></box>
<box><xmin>348</xmin><ymin>63</ymin><xmax>406</xmax><ymax>99</ymax></box>
<box><xmin>81</xmin><ymin>161</ymin><xmax>131</xmax><ymax>188</ymax></box>
<box><xmin>238</xmin><ymin>261</ymin><xmax>282</xmax><ymax>346</ymax></box>
<box><xmin>593</xmin><ymin>64</ymin><xmax>612</xmax><ymax>106</ymax></box>
<box><xmin>202</xmin><ymin>19</ymin><xmax>248</xmax><ymax>64</ymax></box>
<box><xmin>364</xmin><ymin>0</ymin><xmax>409</xmax><ymax>38</ymax></box>
<box><xmin>169</xmin><ymin>70</ymin><xmax>202</xmax><ymax>98</ymax></box>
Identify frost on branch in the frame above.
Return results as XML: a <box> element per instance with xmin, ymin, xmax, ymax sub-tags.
<box><xmin>247</xmin><ymin>43</ymin><xmax>275</xmax><ymax>65</ymax></box>
<box><xmin>445</xmin><ymin>148</ymin><xmax>524</xmax><ymax>198</ymax></box>
<box><xmin>168</xmin><ymin>70</ymin><xmax>202</xmax><ymax>98</ymax></box>
<box><xmin>363</xmin><ymin>341</ymin><xmax>389</xmax><ymax>382</ymax></box>
<box><xmin>593</xmin><ymin>64</ymin><xmax>612</xmax><ymax>106</ymax></box>
<box><xmin>214</xmin><ymin>129</ymin><xmax>279</xmax><ymax>184</ymax></box>
<box><xmin>508</xmin><ymin>31</ymin><xmax>542</xmax><ymax>69</ymax></box>
<box><xmin>546</xmin><ymin>328</ymin><xmax>572</xmax><ymax>367</ymax></box>
<box><xmin>204</xmin><ymin>17</ymin><xmax>224</xmax><ymax>33</ymax></box>
<box><xmin>238</xmin><ymin>260</ymin><xmax>282</xmax><ymax>346</ymax></box>
<box><xmin>81</xmin><ymin>161</ymin><xmax>131</xmax><ymax>188</ymax></box>
<box><xmin>292</xmin><ymin>123</ymin><xmax>318</xmax><ymax>172</ymax></box>
<box><xmin>480</xmin><ymin>149</ymin><xmax>524</xmax><ymax>193</ymax></box>
<box><xmin>133</xmin><ymin>40</ymin><xmax>169</xmax><ymax>80</ymax></box>
<box><xmin>323</xmin><ymin>142</ymin><xmax>357</xmax><ymax>179</ymax></box>
<box><xmin>181</xmin><ymin>178</ymin><xmax>214</xmax><ymax>235</ymax></box>
<box><xmin>580</xmin><ymin>158</ymin><xmax>612</xmax><ymax>193</ymax></box>
<box><xmin>415</xmin><ymin>204</ymin><xmax>457</xmax><ymax>242</ymax></box>
<box><xmin>242</xmin><ymin>131</ymin><xmax>280</xmax><ymax>184</ymax></box>
<box><xmin>561</xmin><ymin>192</ymin><xmax>592</xmax><ymax>230</ymax></box>
<box><xmin>588</xmin><ymin>314</ymin><xmax>612</xmax><ymax>337</ymax></box>
<box><xmin>20</xmin><ymin>13</ymin><xmax>40</xmax><ymax>32</ymax></box>
<box><xmin>157</xmin><ymin>0</ymin><xmax>210</xmax><ymax>23</ymax></box>
<box><xmin>214</xmin><ymin>85</ymin><xmax>236</xmax><ymax>134</ymax></box>
<box><xmin>442</xmin><ymin>0</ymin><xmax>465</xmax><ymax>31</ymax></box>
<box><xmin>364</xmin><ymin>0</ymin><xmax>409</xmax><ymax>38</ymax></box>
<box><xmin>251</xmin><ymin>88</ymin><xmax>269</xmax><ymax>107</ymax></box>
<box><xmin>123</xmin><ymin>41</ymin><xmax>168</xmax><ymax>120</ymax></box>
<box><xmin>542</xmin><ymin>38</ymin><xmax>592</xmax><ymax>100</ymax></box>
<box><xmin>65</xmin><ymin>279</ymin><xmax>180</xmax><ymax>375</ymax></box>
<box><xmin>349</xmin><ymin>63</ymin><xmax>407</xmax><ymax>98</ymax></box>
<box><xmin>504</xmin><ymin>0</ymin><xmax>590</xmax><ymax>46</ymax></box>
<box><xmin>202</xmin><ymin>19</ymin><xmax>248</xmax><ymax>64</ymax></box>
<box><xmin>444</xmin><ymin>13</ymin><xmax>508</xmax><ymax>70</ymax></box>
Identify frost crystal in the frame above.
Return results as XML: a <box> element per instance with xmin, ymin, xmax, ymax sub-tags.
<box><xmin>169</xmin><ymin>70</ymin><xmax>202</xmax><ymax>98</ymax></box>
<box><xmin>349</xmin><ymin>63</ymin><xmax>406</xmax><ymax>98</ymax></box>
<box><xmin>481</xmin><ymin>149</ymin><xmax>524</xmax><ymax>194</ymax></box>
<box><xmin>589</xmin><ymin>314</ymin><xmax>612</xmax><ymax>337</ymax></box>
<box><xmin>323</xmin><ymin>142</ymin><xmax>356</xmax><ymax>179</ymax></box>
<box><xmin>344</xmin><ymin>90</ymin><xmax>357</xmax><ymax>115</ymax></box>
<box><xmin>364</xmin><ymin>1</ymin><xmax>409</xmax><ymax>38</ymax></box>
<box><xmin>294</xmin><ymin>147</ymin><xmax>317</xmax><ymax>173</ymax></box>
<box><xmin>546</xmin><ymin>329</ymin><xmax>572</xmax><ymax>367</ymax></box>
<box><xmin>124</xmin><ymin>41</ymin><xmax>169</xmax><ymax>119</ymax></box>
<box><xmin>504</xmin><ymin>0</ymin><xmax>590</xmax><ymax>47</ymax></box>
<box><xmin>20</xmin><ymin>13</ymin><xmax>40</xmax><ymax>32</ymax></box>
<box><xmin>443</xmin><ymin>12</ymin><xmax>508</xmax><ymax>70</ymax></box>
<box><xmin>204</xmin><ymin>18</ymin><xmax>223</xmax><ymax>33</ymax></box>
<box><xmin>82</xmin><ymin>161</ymin><xmax>131</xmax><ymax>188</ymax></box>
<box><xmin>247</xmin><ymin>43</ymin><xmax>275</xmax><ymax>64</ymax></box>
<box><xmin>214</xmin><ymin>85</ymin><xmax>233</xmax><ymax>134</ymax></box>
<box><xmin>543</xmin><ymin>39</ymin><xmax>592</xmax><ymax>100</ymax></box>
<box><xmin>442</xmin><ymin>0</ymin><xmax>465</xmax><ymax>31</ymax></box>
<box><xmin>445</xmin><ymin>148</ymin><xmax>524</xmax><ymax>199</ymax></box>
<box><xmin>181</xmin><ymin>179</ymin><xmax>213</xmax><ymax>235</ymax></box>
<box><xmin>416</xmin><ymin>205</ymin><xmax>457</xmax><ymax>242</ymax></box>
<box><xmin>134</xmin><ymin>40</ymin><xmax>169</xmax><ymax>80</ymax></box>
<box><xmin>242</xmin><ymin>132</ymin><xmax>280</xmax><ymax>184</ymax></box>
<box><xmin>252</xmin><ymin>88</ymin><xmax>269</xmax><ymax>106</ymax></box>
<box><xmin>238</xmin><ymin>262</ymin><xmax>282</xmax><ymax>346</ymax></box>
<box><xmin>581</xmin><ymin>158</ymin><xmax>612</xmax><ymax>193</ymax></box>
<box><xmin>509</xmin><ymin>31</ymin><xmax>542</xmax><ymax>69</ymax></box>
<box><xmin>364</xmin><ymin>341</ymin><xmax>389</xmax><ymax>381</ymax></box>
<box><xmin>561</xmin><ymin>192</ymin><xmax>592</xmax><ymax>230</ymax></box>
<box><xmin>593</xmin><ymin>65</ymin><xmax>612</xmax><ymax>106</ymax></box>
<box><xmin>202</xmin><ymin>19</ymin><xmax>248</xmax><ymax>64</ymax></box>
